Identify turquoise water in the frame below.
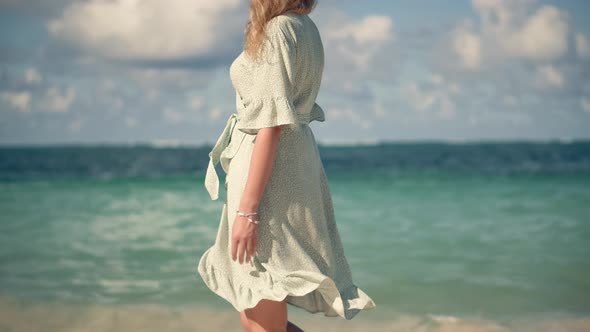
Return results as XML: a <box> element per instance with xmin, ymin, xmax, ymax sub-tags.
<box><xmin>1</xmin><ymin>171</ymin><xmax>589</xmax><ymax>321</ymax></box>
<box><xmin>0</xmin><ymin>143</ymin><xmax>589</xmax><ymax>329</ymax></box>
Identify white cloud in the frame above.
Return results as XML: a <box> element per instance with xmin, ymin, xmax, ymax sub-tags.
<box><xmin>24</xmin><ymin>68</ymin><xmax>42</xmax><ymax>84</ymax></box>
<box><xmin>323</xmin><ymin>14</ymin><xmax>394</xmax><ymax>72</ymax></box>
<box><xmin>43</xmin><ymin>87</ymin><xmax>76</xmax><ymax>112</ymax></box>
<box><xmin>438</xmin><ymin>96</ymin><xmax>456</xmax><ymax>119</ymax></box>
<box><xmin>128</xmin><ymin>67</ymin><xmax>206</xmax><ymax>90</ymax></box>
<box><xmin>452</xmin><ymin>22</ymin><xmax>482</xmax><ymax>70</ymax></box>
<box><xmin>188</xmin><ymin>95</ymin><xmax>205</xmax><ymax>111</ymax></box>
<box><xmin>403</xmin><ymin>83</ymin><xmax>436</xmax><ymax>112</ymax></box>
<box><xmin>512</xmin><ymin>5</ymin><xmax>569</xmax><ymax>60</ymax></box>
<box><xmin>431</xmin><ymin>0</ymin><xmax>590</xmax><ymax>127</ymax></box>
<box><xmin>372</xmin><ymin>100</ymin><xmax>386</xmax><ymax>118</ymax></box>
<box><xmin>47</xmin><ymin>0</ymin><xmax>243</xmax><ymax>60</ymax></box>
<box><xmin>401</xmin><ymin>74</ymin><xmax>460</xmax><ymax>118</ymax></box>
<box><xmin>0</xmin><ymin>91</ymin><xmax>32</xmax><ymax>112</ymax></box>
<box><xmin>328</xmin><ymin>107</ymin><xmax>373</xmax><ymax>129</ymax></box>
<box><xmin>534</xmin><ymin>64</ymin><xmax>564</xmax><ymax>89</ymax></box>
<box><xmin>576</xmin><ymin>33</ymin><xmax>590</xmax><ymax>58</ymax></box>
<box><xmin>208</xmin><ymin>107</ymin><xmax>222</xmax><ymax>121</ymax></box>
<box><xmin>454</xmin><ymin>0</ymin><xmax>569</xmax><ymax>69</ymax></box>
<box><xmin>2</xmin><ymin>86</ymin><xmax>75</xmax><ymax>114</ymax></box>
<box><xmin>125</xmin><ymin>116</ymin><xmax>137</xmax><ymax>128</ymax></box>
<box><xmin>327</xmin><ymin>15</ymin><xmax>393</xmax><ymax>45</ymax></box>
<box><xmin>581</xmin><ymin>98</ymin><xmax>590</xmax><ymax>113</ymax></box>
<box><xmin>163</xmin><ymin>107</ymin><xmax>183</xmax><ymax>123</ymax></box>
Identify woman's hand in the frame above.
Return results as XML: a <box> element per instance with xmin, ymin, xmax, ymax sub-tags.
<box><xmin>231</xmin><ymin>213</ymin><xmax>259</xmax><ymax>264</ymax></box>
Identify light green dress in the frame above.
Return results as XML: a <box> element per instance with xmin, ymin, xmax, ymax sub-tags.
<box><xmin>198</xmin><ymin>12</ymin><xmax>376</xmax><ymax>320</ymax></box>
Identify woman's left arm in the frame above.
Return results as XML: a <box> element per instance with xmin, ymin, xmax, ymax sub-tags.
<box><xmin>231</xmin><ymin>125</ymin><xmax>283</xmax><ymax>264</ymax></box>
<box><xmin>231</xmin><ymin>17</ymin><xmax>298</xmax><ymax>265</ymax></box>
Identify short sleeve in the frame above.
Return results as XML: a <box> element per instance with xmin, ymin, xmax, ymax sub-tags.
<box><xmin>235</xmin><ymin>18</ymin><xmax>299</xmax><ymax>135</ymax></box>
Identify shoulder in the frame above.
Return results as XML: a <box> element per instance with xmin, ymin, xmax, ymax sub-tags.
<box><xmin>266</xmin><ymin>14</ymin><xmax>303</xmax><ymax>46</ymax></box>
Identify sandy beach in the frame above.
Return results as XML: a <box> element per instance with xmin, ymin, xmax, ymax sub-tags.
<box><xmin>1</xmin><ymin>296</ymin><xmax>589</xmax><ymax>332</ymax></box>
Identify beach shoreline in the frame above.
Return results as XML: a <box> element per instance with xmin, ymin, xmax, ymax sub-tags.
<box><xmin>2</xmin><ymin>295</ymin><xmax>589</xmax><ymax>332</ymax></box>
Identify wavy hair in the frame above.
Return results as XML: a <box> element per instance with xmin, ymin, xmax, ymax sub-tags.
<box><xmin>244</xmin><ymin>0</ymin><xmax>317</xmax><ymax>61</ymax></box>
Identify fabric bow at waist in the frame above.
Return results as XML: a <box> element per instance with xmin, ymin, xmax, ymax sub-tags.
<box><xmin>204</xmin><ymin>113</ymin><xmax>238</xmax><ymax>200</ymax></box>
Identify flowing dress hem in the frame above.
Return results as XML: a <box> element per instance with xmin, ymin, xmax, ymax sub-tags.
<box><xmin>197</xmin><ymin>249</ymin><xmax>376</xmax><ymax>320</ymax></box>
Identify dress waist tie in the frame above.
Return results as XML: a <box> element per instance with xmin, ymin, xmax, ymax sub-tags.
<box><xmin>204</xmin><ymin>113</ymin><xmax>238</xmax><ymax>200</ymax></box>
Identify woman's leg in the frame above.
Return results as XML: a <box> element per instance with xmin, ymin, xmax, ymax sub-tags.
<box><xmin>240</xmin><ymin>311</ymin><xmax>252</xmax><ymax>331</ymax></box>
<box><xmin>241</xmin><ymin>298</ymin><xmax>288</xmax><ymax>332</ymax></box>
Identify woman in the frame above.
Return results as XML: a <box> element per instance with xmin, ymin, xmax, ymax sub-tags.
<box><xmin>198</xmin><ymin>0</ymin><xmax>376</xmax><ymax>331</ymax></box>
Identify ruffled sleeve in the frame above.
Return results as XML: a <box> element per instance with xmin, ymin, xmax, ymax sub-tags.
<box><xmin>236</xmin><ymin>17</ymin><xmax>299</xmax><ymax>135</ymax></box>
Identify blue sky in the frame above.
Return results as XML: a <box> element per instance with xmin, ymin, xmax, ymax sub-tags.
<box><xmin>1</xmin><ymin>0</ymin><xmax>589</xmax><ymax>146</ymax></box>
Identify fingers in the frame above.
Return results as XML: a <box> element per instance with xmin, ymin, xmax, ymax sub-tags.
<box><xmin>251</xmin><ymin>232</ymin><xmax>258</xmax><ymax>258</ymax></box>
<box><xmin>245</xmin><ymin>240</ymin><xmax>251</xmax><ymax>263</ymax></box>
<box><xmin>238</xmin><ymin>240</ymin><xmax>246</xmax><ymax>264</ymax></box>
<box><xmin>231</xmin><ymin>224</ymin><xmax>258</xmax><ymax>265</ymax></box>
<box><xmin>233</xmin><ymin>240</ymin><xmax>250</xmax><ymax>264</ymax></box>
<box><xmin>248</xmin><ymin>231</ymin><xmax>258</xmax><ymax>264</ymax></box>
<box><xmin>231</xmin><ymin>237</ymin><xmax>238</xmax><ymax>262</ymax></box>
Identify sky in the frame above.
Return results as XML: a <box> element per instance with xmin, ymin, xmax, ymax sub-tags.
<box><xmin>1</xmin><ymin>0</ymin><xmax>589</xmax><ymax>146</ymax></box>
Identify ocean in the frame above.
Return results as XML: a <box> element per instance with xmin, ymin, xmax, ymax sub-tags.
<box><xmin>1</xmin><ymin>140</ymin><xmax>589</xmax><ymax>331</ymax></box>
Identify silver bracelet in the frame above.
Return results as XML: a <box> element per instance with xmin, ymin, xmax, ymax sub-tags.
<box><xmin>236</xmin><ymin>210</ymin><xmax>259</xmax><ymax>225</ymax></box>
<box><xmin>236</xmin><ymin>210</ymin><xmax>258</xmax><ymax>217</ymax></box>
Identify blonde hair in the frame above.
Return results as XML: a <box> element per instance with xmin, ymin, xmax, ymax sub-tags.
<box><xmin>244</xmin><ymin>0</ymin><xmax>317</xmax><ymax>61</ymax></box>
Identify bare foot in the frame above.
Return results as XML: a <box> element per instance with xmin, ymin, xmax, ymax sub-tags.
<box><xmin>287</xmin><ymin>320</ymin><xmax>304</xmax><ymax>332</ymax></box>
